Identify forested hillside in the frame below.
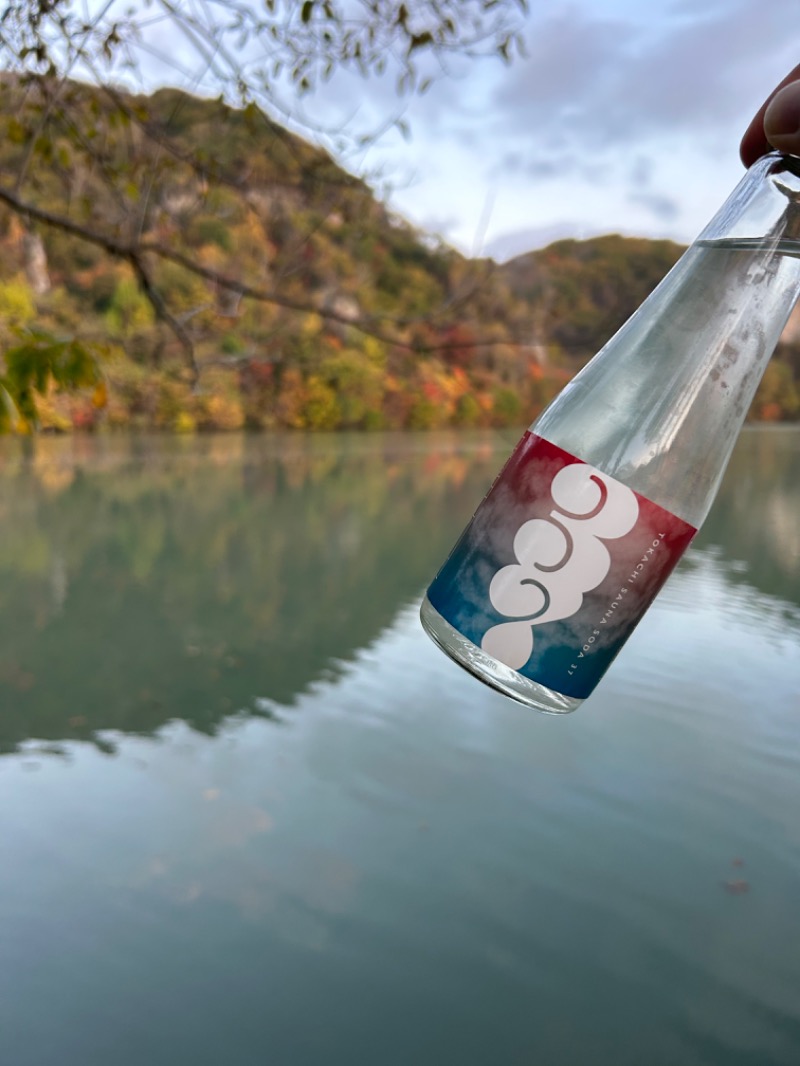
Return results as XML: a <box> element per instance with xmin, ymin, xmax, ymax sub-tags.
<box><xmin>1</xmin><ymin>78</ymin><xmax>797</xmax><ymax>431</ymax></box>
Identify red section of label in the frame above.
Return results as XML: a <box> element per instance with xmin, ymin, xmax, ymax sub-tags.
<box><xmin>427</xmin><ymin>432</ymin><xmax>697</xmax><ymax>699</ymax></box>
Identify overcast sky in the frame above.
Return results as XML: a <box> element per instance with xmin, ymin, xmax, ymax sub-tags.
<box><xmin>116</xmin><ymin>0</ymin><xmax>798</xmax><ymax>261</ymax></box>
<box><xmin>304</xmin><ymin>0</ymin><xmax>799</xmax><ymax>260</ymax></box>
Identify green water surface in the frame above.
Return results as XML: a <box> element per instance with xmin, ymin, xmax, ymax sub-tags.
<box><xmin>0</xmin><ymin>428</ymin><xmax>799</xmax><ymax>1066</ymax></box>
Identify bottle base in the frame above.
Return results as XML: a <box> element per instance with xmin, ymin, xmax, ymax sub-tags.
<box><xmin>419</xmin><ymin>595</ymin><xmax>582</xmax><ymax>715</ymax></box>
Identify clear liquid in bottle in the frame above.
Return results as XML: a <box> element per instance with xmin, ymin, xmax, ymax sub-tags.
<box><xmin>421</xmin><ymin>154</ymin><xmax>800</xmax><ymax>713</ymax></box>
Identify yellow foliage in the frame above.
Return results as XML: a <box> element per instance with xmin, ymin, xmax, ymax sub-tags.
<box><xmin>302</xmin><ymin>312</ymin><xmax>324</xmax><ymax>336</ymax></box>
<box><xmin>33</xmin><ymin>387</ymin><xmax>73</xmax><ymax>433</ymax></box>
<box><xmin>201</xmin><ymin>393</ymin><xmax>245</xmax><ymax>431</ymax></box>
<box><xmin>301</xmin><ymin>375</ymin><xmax>340</xmax><ymax>430</ymax></box>
<box><xmin>0</xmin><ymin>276</ymin><xmax>36</xmax><ymax>329</ymax></box>
<box><xmin>321</xmin><ymin>350</ymin><xmax>384</xmax><ymax>427</ymax></box>
<box><xmin>412</xmin><ymin>359</ymin><xmax>468</xmax><ymax>425</ymax></box>
<box><xmin>174</xmin><ymin>410</ymin><xmax>197</xmax><ymax>433</ymax></box>
<box><xmin>408</xmin><ymin>395</ymin><xmax>446</xmax><ymax>430</ymax></box>
<box><xmin>105</xmin><ymin>276</ymin><xmax>155</xmax><ymax>336</ymax></box>
<box><xmin>362</xmin><ymin>336</ymin><xmax>387</xmax><ymax>368</ymax></box>
<box><xmin>453</xmin><ymin>393</ymin><xmax>482</xmax><ymax>427</ymax></box>
<box><xmin>153</xmin><ymin>379</ymin><xmax>188</xmax><ymax>429</ymax></box>
<box><xmin>92</xmin><ymin>381</ymin><xmax>109</xmax><ymax>409</ymax></box>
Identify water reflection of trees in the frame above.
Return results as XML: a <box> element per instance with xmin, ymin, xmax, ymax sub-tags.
<box><xmin>0</xmin><ymin>433</ymin><xmax>503</xmax><ymax>753</ymax></box>
<box><xmin>688</xmin><ymin>427</ymin><xmax>800</xmax><ymax>607</ymax></box>
<box><xmin>0</xmin><ymin>427</ymin><xmax>796</xmax><ymax>755</ymax></box>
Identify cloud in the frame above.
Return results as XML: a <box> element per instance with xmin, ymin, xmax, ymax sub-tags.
<box><xmin>625</xmin><ymin>151</ymin><xmax>679</xmax><ymax>220</ymax></box>
<box><xmin>496</xmin><ymin>8</ymin><xmax>636</xmax><ymax>108</ymax></box>
<box><xmin>488</xmin><ymin>0</ymin><xmax>799</xmax><ymax>171</ymax></box>
<box><xmin>419</xmin><ymin>212</ymin><xmax>463</xmax><ymax>241</ymax></box>
<box><xmin>628</xmin><ymin>190</ymin><xmax>680</xmax><ymax>221</ymax></box>
<box><xmin>629</xmin><ymin>155</ymin><xmax>654</xmax><ymax>186</ymax></box>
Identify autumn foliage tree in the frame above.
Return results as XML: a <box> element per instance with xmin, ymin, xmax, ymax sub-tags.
<box><xmin>0</xmin><ymin>0</ymin><xmax>528</xmax><ymax>422</ymax></box>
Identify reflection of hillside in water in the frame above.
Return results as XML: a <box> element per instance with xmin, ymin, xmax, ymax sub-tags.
<box><xmin>0</xmin><ymin>433</ymin><xmax>503</xmax><ymax>754</ymax></box>
<box><xmin>688</xmin><ymin>427</ymin><xmax>800</xmax><ymax>608</ymax></box>
<box><xmin>1</xmin><ymin>427</ymin><xmax>797</xmax><ymax>754</ymax></box>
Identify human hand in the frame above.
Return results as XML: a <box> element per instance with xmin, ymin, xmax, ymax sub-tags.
<box><xmin>740</xmin><ymin>63</ymin><xmax>800</xmax><ymax>166</ymax></box>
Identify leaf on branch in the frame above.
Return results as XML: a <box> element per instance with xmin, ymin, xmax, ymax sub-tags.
<box><xmin>1</xmin><ymin>328</ymin><xmax>105</xmax><ymax>433</ymax></box>
<box><xmin>34</xmin><ymin>135</ymin><xmax>53</xmax><ymax>161</ymax></box>
<box><xmin>301</xmin><ymin>0</ymin><xmax>314</xmax><ymax>23</ymax></box>
<box><xmin>408</xmin><ymin>32</ymin><xmax>434</xmax><ymax>53</ymax></box>
<box><xmin>102</xmin><ymin>25</ymin><xmax>121</xmax><ymax>61</ymax></box>
<box><xmin>7</xmin><ymin>117</ymin><xmax>29</xmax><ymax>144</ymax></box>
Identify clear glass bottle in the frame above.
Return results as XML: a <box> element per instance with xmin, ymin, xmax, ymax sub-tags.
<box><xmin>421</xmin><ymin>151</ymin><xmax>800</xmax><ymax>713</ymax></box>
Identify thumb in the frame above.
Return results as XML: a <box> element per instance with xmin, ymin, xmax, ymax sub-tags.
<box><xmin>764</xmin><ymin>80</ymin><xmax>800</xmax><ymax>156</ymax></box>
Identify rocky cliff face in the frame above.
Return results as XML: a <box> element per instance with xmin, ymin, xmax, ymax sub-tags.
<box><xmin>22</xmin><ymin>230</ymin><xmax>50</xmax><ymax>295</ymax></box>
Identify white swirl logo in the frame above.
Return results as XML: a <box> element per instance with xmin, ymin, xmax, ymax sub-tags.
<box><xmin>481</xmin><ymin>462</ymin><xmax>639</xmax><ymax>670</ymax></box>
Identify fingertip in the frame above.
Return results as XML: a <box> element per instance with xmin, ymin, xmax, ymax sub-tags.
<box><xmin>740</xmin><ymin>129</ymin><xmax>771</xmax><ymax>168</ymax></box>
<box><xmin>739</xmin><ymin>62</ymin><xmax>800</xmax><ymax>168</ymax></box>
<box><xmin>764</xmin><ymin>80</ymin><xmax>800</xmax><ymax>156</ymax></box>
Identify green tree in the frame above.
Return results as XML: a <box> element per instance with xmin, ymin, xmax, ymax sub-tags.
<box><xmin>105</xmin><ymin>276</ymin><xmax>156</xmax><ymax>338</ymax></box>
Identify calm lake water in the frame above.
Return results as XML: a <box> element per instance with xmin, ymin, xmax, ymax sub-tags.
<box><xmin>1</xmin><ymin>427</ymin><xmax>799</xmax><ymax>1066</ymax></box>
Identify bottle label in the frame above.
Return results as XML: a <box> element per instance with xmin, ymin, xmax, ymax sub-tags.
<box><xmin>427</xmin><ymin>432</ymin><xmax>697</xmax><ymax>699</ymax></box>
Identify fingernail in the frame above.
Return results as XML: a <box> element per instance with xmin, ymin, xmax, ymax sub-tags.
<box><xmin>764</xmin><ymin>82</ymin><xmax>800</xmax><ymax>150</ymax></box>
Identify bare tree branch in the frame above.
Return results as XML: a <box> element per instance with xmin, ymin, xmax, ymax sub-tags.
<box><xmin>0</xmin><ymin>179</ymin><xmax>528</xmax><ymax>360</ymax></box>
